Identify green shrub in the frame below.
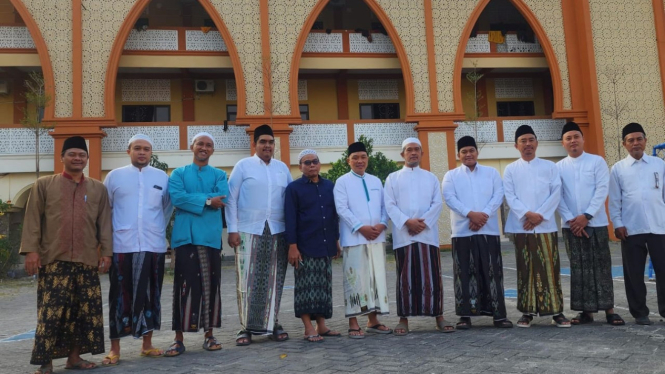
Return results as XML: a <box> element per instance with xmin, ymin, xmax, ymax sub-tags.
<box><xmin>321</xmin><ymin>135</ymin><xmax>400</xmax><ymax>184</ymax></box>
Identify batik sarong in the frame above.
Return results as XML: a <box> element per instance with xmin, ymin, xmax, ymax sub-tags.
<box><xmin>31</xmin><ymin>261</ymin><xmax>105</xmax><ymax>365</ymax></box>
<box><xmin>172</xmin><ymin>245</ymin><xmax>221</xmax><ymax>332</ymax></box>
<box><xmin>563</xmin><ymin>227</ymin><xmax>614</xmax><ymax>312</ymax></box>
<box><xmin>514</xmin><ymin>233</ymin><xmax>564</xmax><ymax>316</ymax></box>
<box><xmin>109</xmin><ymin>251</ymin><xmax>165</xmax><ymax>339</ymax></box>
<box><xmin>294</xmin><ymin>255</ymin><xmax>333</xmax><ymax>319</ymax></box>
<box><xmin>237</xmin><ymin>222</ymin><xmax>288</xmax><ymax>335</ymax></box>
<box><xmin>394</xmin><ymin>242</ymin><xmax>443</xmax><ymax>317</ymax></box>
<box><xmin>343</xmin><ymin>243</ymin><xmax>389</xmax><ymax>317</ymax></box>
<box><xmin>452</xmin><ymin>235</ymin><xmax>507</xmax><ymax>320</ymax></box>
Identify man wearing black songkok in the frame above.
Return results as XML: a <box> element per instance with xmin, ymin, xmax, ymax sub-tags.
<box><xmin>609</xmin><ymin>123</ymin><xmax>665</xmax><ymax>325</ymax></box>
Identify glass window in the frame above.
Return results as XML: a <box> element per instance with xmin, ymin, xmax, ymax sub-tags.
<box><xmin>122</xmin><ymin>105</ymin><xmax>170</xmax><ymax>122</ymax></box>
<box><xmin>359</xmin><ymin>103</ymin><xmax>400</xmax><ymax>119</ymax></box>
<box><xmin>226</xmin><ymin>105</ymin><xmax>237</xmax><ymax>121</ymax></box>
<box><xmin>496</xmin><ymin>101</ymin><xmax>535</xmax><ymax>117</ymax></box>
<box><xmin>299</xmin><ymin>104</ymin><xmax>309</xmax><ymax>120</ymax></box>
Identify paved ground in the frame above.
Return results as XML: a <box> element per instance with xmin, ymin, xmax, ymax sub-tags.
<box><xmin>2</xmin><ymin>240</ymin><xmax>665</xmax><ymax>374</ymax></box>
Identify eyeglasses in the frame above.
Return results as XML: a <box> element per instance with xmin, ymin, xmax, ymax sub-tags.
<box><xmin>302</xmin><ymin>159</ymin><xmax>320</xmax><ymax>166</ymax></box>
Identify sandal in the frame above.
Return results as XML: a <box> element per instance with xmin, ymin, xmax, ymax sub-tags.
<box><xmin>571</xmin><ymin>312</ymin><xmax>594</xmax><ymax>325</ymax></box>
<box><xmin>552</xmin><ymin>313</ymin><xmax>572</xmax><ymax>328</ymax></box>
<box><xmin>348</xmin><ymin>328</ymin><xmax>365</xmax><ymax>339</ymax></box>
<box><xmin>436</xmin><ymin>319</ymin><xmax>455</xmax><ymax>333</ymax></box>
<box><xmin>268</xmin><ymin>323</ymin><xmax>289</xmax><ymax>342</ymax></box>
<box><xmin>320</xmin><ymin>329</ymin><xmax>342</xmax><ymax>337</ymax></box>
<box><xmin>140</xmin><ymin>348</ymin><xmax>163</xmax><ymax>358</ymax></box>
<box><xmin>64</xmin><ymin>359</ymin><xmax>97</xmax><ymax>370</ymax></box>
<box><xmin>202</xmin><ymin>336</ymin><xmax>222</xmax><ymax>351</ymax></box>
<box><xmin>34</xmin><ymin>364</ymin><xmax>53</xmax><ymax>374</ymax></box>
<box><xmin>516</xmin><ymin>315</ymin><xmax>533</xmax><ymax>328</ymax></box>
<box><xmin>393</xmin><ymin>323</ymin><xmax>409</xmax><ymax>336</ymax></box>
<box><xmin>102</xmin><ymin>353</ymin><xmax>120</xmax><ymax>366</ymax></box>
<box><xmin>304</xmin><ymin>334</ymin><xmax>323</xmax><ymax>343</ymax></box>
<box><xmin>493</xmin><ymin>319</ymin><xmax>513</xmax><ymax>328</ymax></box>
<box><xmin>456</xmin><ymin>317</ymin><xmax>472</xmax><ymax>330</ymax></box>
<box><xmin>235</xmin><ymin>330</ymin><xmax>252</xmax><ymax>346</ymax></box>
<box><xmin>365</xmin><ymin>324</ymin><xmax>392</xmax><ymax>334</ymax></box>
<box><xmin>606</xmin><ymin>313</ymin><xmax>626</xmax><ymax>326</ymax></box>
<box><xmin>163</xmin><ymin>340</ymin><xmax>186</xmax><ymax>357</ymax></box>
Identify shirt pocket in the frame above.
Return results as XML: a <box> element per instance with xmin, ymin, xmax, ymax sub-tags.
<box><xmin>275</xmin><ymin>172</ymin><xmax>288</xmax><ymax>188</ymax></box>
<box><xmin>147</xmin><ymin>188</ymin><xmax>163</xmax><ymax>209</ymax></box>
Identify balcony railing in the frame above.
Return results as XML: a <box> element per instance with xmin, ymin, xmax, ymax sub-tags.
<box><xmin>123</xmin><ymin>27</ymin><xmax>228</xmax><ymax>53</ymax></box>
<box><xmin>0</xmin><ymin>128</ymin><xmax>53</xmax><ymax>154</ymax></box>
<box><xmin>465</xmin><ymin>32</ymin><xmax>543</xmax><ymax>55</ymax></box>
<box><xmin>454</xmin><ymin>117</ymin><xmax>565</xmax><ymax>143</ymax></box>
<box><xmin>290</xmin><ymin>120</ymin><xmax>415</xmax><ymax>148</ymax></box>
<box><xmin>303</xmin><ymin>30</ymin><xmax>396</xmax><ymax>55</ymax></box>
<box><xmin>0</xmin><ymin>26</ymin><xmax>36</xmax><ymax>50</ymax></box>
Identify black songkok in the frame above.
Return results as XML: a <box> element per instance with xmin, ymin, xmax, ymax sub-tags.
<box><xmin>347</xmin><ymin>141</ymin><xmax>367</xmax><ymax>155</ymax></box>
<box><xmin>457</xmin><ymin>136</ymin><xmax>477</xmax><ymax>152</ymax></box>
<box><xmin>561</xmin><ymin>121</ymin><xmax>582</xmax><ymax>138</ymax></box>
<box><xmin>62</xmin><ymin>136</ymin><xmax>88</xmax><ymax>155</ymax></box>
<box><xmin>514</xmin><ymin>125</ymin><xmax>536</xmax><ymax>142</ymax></box>
<box><xmin>254</xmin><ymin>124</ymin><xmax>274</xmax><ymax>142</ymax></box>
<box><xmin>622</xmin><ymin>122</ymin><xmax>645</xmax><ymax>140</ymax></box>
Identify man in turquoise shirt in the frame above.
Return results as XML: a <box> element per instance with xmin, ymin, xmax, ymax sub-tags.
<box><xmin>165</xmin><ymin>132</ymin><xmax>228</xmax><ymax>357</ymax></box>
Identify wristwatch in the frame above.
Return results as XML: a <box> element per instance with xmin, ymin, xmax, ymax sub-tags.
<box><xmin>206</xmin><ymin>198</ymin><xmax>212</xmax><ymax>206</ymax></box>
<box><xmin>583</xmin><ymin>213</ymin><xmax>593</xmax><ymax>220</ymax></box>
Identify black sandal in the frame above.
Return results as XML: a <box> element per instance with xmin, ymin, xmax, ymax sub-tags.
<box><xmin>456</xmin><ymin>317</ymin><xmax>472</xmax><ymax>330</ymax></box>
<box><xmin>571</xmin><ymin>312</ymin><xmax>594</xmax><ymax>325</ymax></box>
<box><xmin>202</xmin><ymin>336</ymin><xmax>222</xmax><ymax>351</ymax></box>
<box><xmin>605</xmin><ymin>313</ymin><xmax>626</xmax><ymax>326</ymax></box>
<box><xmin>493</xmin><ymin>319</ymin><xmax>513</xmax><ymax>328</ymax></box>
<box><xmin>269</xmin><ymin>323</ymin><xmax>289</xmax><ymax>342</ymax></box>
<box><xmin>516</xmin><ymin>315</ymin><xmax>533</xmax><ymax>328</ymax></box>
<box><xmin>235</xmin><ymin>330</ymin><xmax>252</xmax><ymax>346</ymax></box>
<box><xmin>552</xmin><ymin>314</ymin><xmax>572</xmax><ymax>328</ymax></box>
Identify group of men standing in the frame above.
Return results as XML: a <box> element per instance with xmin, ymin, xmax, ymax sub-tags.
<box><xmin>18</xmin><ymin>119</ymin><xmax>665</xmax><ymax>373</ymax></box>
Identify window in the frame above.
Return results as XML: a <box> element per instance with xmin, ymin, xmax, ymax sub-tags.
<box><xmin>496</xmin><ymin>101</ymin><xmax>535</xmax><ymax>117</ymax></box>
<box><xmin>203</xmin><ymin>19</ymin><xmax>215</xmax><ymax>27</ymax></box>
<box><xmin>299</xmin><ymin>104</ymin><xmax>309</xmax><ymax>120</ymax></box>
<box><xmin>359</xmin><ymin>103</ymin><xmax>400</xmax><ymax>119</ymax></box>
<box><xmin>226</xmin><ymin>105</ymin><xmax>237</xmax><ymax>121</ymax></box>
<box><xmin>122</xmin><ymin>105</ymin><xmax>170</xmax><ymax>122</ymax></box>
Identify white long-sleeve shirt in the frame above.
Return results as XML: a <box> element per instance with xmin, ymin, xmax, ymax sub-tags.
<box><xmin>104</xmin><ymin>165</ymin><xmax>173</xmax><ymax>253</ymax></box>
<box><xmin>556</xmin><ymin>152</ymin><xmax>609</xmax><ymax>228</ymax></box>
<box><xmin>384</xmin><ymin>166</ymin><xmax>443</xmax><ymax>248</ymax></box>
<box><xmin>609</xmin><ymin>154</ymin><xmax>665</xmax><ymax>235</ymax></box>
<box><xmin>503</xmin><ymin>157</ymin><xmax>561</xmax><ymax>234</ymax></box>
<box><xmin>442</xmin><ymin>163</ymin><xmax>503</xmax><ymax>237</ymax></box>
<box><xmin>225</xmin><ymin>154</ymin><xmax>293</xmax><ymax>235</ymax></box>
<box><xmin>334</xmin><ymin>171</ymin><xmax>388</xmax><ymax>247</ymax></box>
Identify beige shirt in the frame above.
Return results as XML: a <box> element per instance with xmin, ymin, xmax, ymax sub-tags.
<box><xmin>20</xmin><ymin>173</ymin><xmax>113</xmax><ymax>267</ymax></box>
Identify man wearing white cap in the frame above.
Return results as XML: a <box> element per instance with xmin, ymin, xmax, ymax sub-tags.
<box><xmin>102</xmin><ymin>134</ymin><xmax>173</xmax><ymax>365</ymax></box>
<box><xmin>165</xmin><ymin>132</ymin><xmax>228</xmax><ymax>356</ymax></box>
<box><xmin>334</xmin><ymin>141</ymin><xmax>392</xmax><ymax>339</ymax></box>
<box><xmin>384</xmin><ymin>137</ymin><xmax>455</xmax><ymax>335</ymax></box>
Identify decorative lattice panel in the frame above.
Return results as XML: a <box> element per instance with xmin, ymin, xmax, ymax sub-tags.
<box><xmin>0</xmin><ymin>26</ymin><xmax>35</xmax><ymax>49</ymax></box>
<box><xmin>354</xmin><ymin>122</ymin><xmax>417</xmax><ymax>146</ymax></box>
<box><xmin>185</xmin><ymin>30</ymin><xmax>228</xmax><ymax>51</ymax></box>
<box><xmin>0</xmin><ymin>129</ymin><xmax>54</xmax><ymax>154</ymax></box>
<box><xmin>226</xmin><ymin>80</ymin><xmax>237</xmax><ymax>101</ymax></box>
<box><xmin>298</xmin><ymin>80</ymin><xmax>307</xmax><ymax>101</ymax></box>
<box><xmin>358</xmin><ymin>79</ymin><xmax>399</xmax><ymax>100</ymax></box>
<box><xmin>454</xmin><ymin>121</ymin><xmax>498</xmax><ymax>143</ymax></box>
<box><xmin>349</xmin><ymin>33</ymin><xmax>396</xmax><ymax>53</ymax></box>
<box><xmin>465</xmin><ymin>34</ymin><xmax>490</xmax><ymax>53</ymax></box>
<box><xmin>187</xmin><ymin>125</ymin><xmax>250</xmax><ymax>150</ymax></box>
<box><xmin>289</xmin><ymin>124</ymin><xmax>347</xmax><ymax>148</ymax></box>
<box><xmin>494</xmin><ymin>78</ymin><xmax>534</xmax><ymax>99</ymax></box>
<box><xmin>121</xmin><ymin>79</ymin><xmax>171</xmax><ymax>102</ymax></box>
<box><xmin>124</xmin><ymin>29</ymin><xmax>178</xmax><ymax>51</ymax></box>
<box><xmin>303</xmin><ymin>33</ymin><xmax>343</xmax><ymax>53</ymax></box>
<box><xmin>102</xmin><ymin>126</ymin><xmax>180</xmax><ymax>152</ymax></box>
<box><xmin>503</xmin><ymin>119</ymin><xmax>566</xmax><ymax>142</ymax></box>
<box><xmin>496</xmin><ymin>34</ymin><xmax>543</xmax><ymax>53</ymax></box>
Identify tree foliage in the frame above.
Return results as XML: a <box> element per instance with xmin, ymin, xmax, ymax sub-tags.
<box><xmin>150</xmin><ymin>154</ymin><xmax>168</xmax><ymax>172</ymax></box>
<box><xmin>21</xmin><ymin>71</ymin><xmax>53</xmax><ymax>180</ymax></box>
<box><xmin>321</xmin><ymin>135</ymin><xmax>400</xmax><ymax>184</ymax></box>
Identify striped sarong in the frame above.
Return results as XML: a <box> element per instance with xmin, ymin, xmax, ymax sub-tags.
<box><xmin>343</xmin><ymin>243</ymin><xmax>389</xmax><ymax>317</ymax></box>
<box><xmin>294</xmin><ymin>255</ymin><xmax>333</xmax><ymax>319</ymax></box>
<box><xmin>394</xmin><ymin>242</ymin><xmax>443</xmax><ymax>317</ymax></box>
<box><xmin>236</xmin><ymin>222</ymin><xmax>288</xmax><ymax>335</ymax></box>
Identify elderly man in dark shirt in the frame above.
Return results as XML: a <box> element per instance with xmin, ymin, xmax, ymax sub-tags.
<box><xmin>285</xmin><ymin>149</ymin><xmax>341</xmax><ymax>343</ymax></box>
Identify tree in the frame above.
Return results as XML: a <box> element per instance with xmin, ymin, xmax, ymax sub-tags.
<box><xmin>0</xmin><ymin>199</ymin><xmax>20</xmax><ymax>279</ymax></box>
<box><xmin>600</xmin><ymin>65</ymin><xmax>630</xmax><ymax>163</ymax></box>
<box><xmin>149</xmin><ymin>154</ymin><xmax>174</xmax><ymax>246</ymax></box>
<box><xmin>465</xmin><ymin>61</ymin><xmax>486</xmax><ymax>145</ymax></box>
<box><xmin>21</xmin><ymin>71</ymin><xmax>53</xmax><ymax>180</ymax></box>
<box><xmin>321</xmin><ymin>135</ymin><xmax>400</xmax><ymax>184</ymax></box>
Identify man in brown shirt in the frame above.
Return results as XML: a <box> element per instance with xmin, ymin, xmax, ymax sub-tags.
<box><xmin>20</xmin><ymin>136</ymin><xmax>113</xmax><ymax>374</ymax></box>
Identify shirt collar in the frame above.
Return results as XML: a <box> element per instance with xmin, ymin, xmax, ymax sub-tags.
<box><xmin>519</xmin><ymin>157</ymin><xmax>539</xmax><ymax>164</ymax></box>
<box><xmin>351</xmin><ymin>170</ymin><xmax>365</xmax><ymax>179</ymax></box>
<box><xmin>253</xmin><ymin>153</ymin><xmax>271</xmax><ymax>166</ymax></box>
<box><xmin>627</xmin><ymin>154</ymin><xmax>648</xmax><ymax>164</ymax></box>
<box><xmin>301</xmin><ymin>174</ymin><xmax>323</xmax><ymax>184</ymax></box>
<box><xmin>402</xmin><ymin>165</ymin><xmax>421</xmax><ymax>171</ymax></box>
<box><xmin>568</xmin><ymin>151</ymin><xmax>586</xmax><ymax>162</ymax></box>
<box><xmin>62</xmin><ymin>171</ymin><xmax>85</xmax><ymax>182</ymax></box>
<box><xmin>462</xmin><ymin>163</ymin><xmax>478</xmax><ymax>173</ymax></box>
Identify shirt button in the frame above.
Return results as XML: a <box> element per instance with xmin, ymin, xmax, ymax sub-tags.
<box><xmin>324</xmin><ymin>239</ymin><xmax>327</xmax><ymax>242</ymax></box>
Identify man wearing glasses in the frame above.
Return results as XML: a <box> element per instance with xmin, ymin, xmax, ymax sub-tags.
<box><xmin>609</xmin><ymin>122</ymin><xmax>665</xmax><ymax>325</ymax></box>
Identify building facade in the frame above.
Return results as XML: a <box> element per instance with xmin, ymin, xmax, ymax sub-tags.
<box><xmin>0</xmin><ymin>0</ymin><xmax>663</xmax><ymax>246</ymax></box>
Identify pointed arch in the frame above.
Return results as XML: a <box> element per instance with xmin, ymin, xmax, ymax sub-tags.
<box><xmin>10</xmin><ymin>0</ymin><xmax>56</xmax><ymax>120</ymax></box>
<box><xmin>453</xmin><ymin>0</ymin><xmax>565</xmax><ymax>114</ymax></box>
<box><xmin>103</xmin><ymin>0</ymin><xmax>246</xmax><ymax>120</ymax></box>
<box><xmin>288</xmin><ymin>0</ymin><xmax>415</xmax><ymax>117</ymax></box>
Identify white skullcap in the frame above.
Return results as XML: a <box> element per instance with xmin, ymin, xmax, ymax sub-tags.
<box><xmin>401</xmin><ymin>137</ymin><xmax>422</xmax><ymax>151</ymax></box>
<box><xmin>298</xmin><ymin>149</ymin><xmax>317</xmax><ymax>163</ymax></box>
<box><xmin>128</xmin><ymin>134</ymin><xmax>154</xmax><ymax>148</ymax></box>
<box><xmin>191</xmin><ymin>132</ymin><xmax>215</xmax><ymax>146</ymax></box>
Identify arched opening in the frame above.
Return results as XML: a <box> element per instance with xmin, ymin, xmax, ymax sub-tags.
<box><xmin>287</xmin><ymin>0</ymin><xmax>416</xmax><ymax>174</ymax></box>
<box><xmin>454</xmin><ymin>0</ymin><xmax>566</xmax><ymax>146</ymax></box>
